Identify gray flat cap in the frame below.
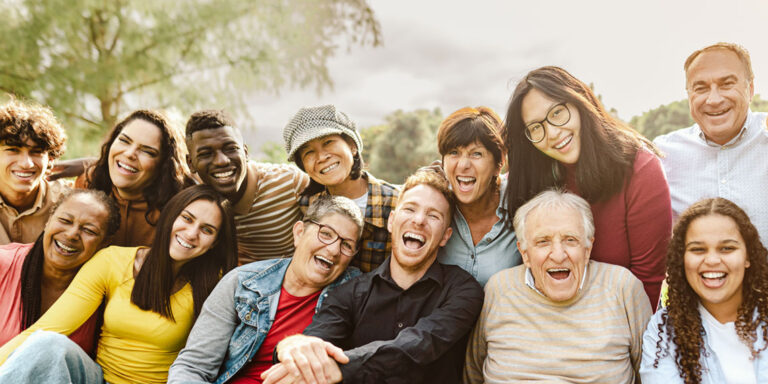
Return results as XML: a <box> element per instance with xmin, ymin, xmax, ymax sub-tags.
<box><xmin>283</xmin><ymin>105</ymin><xmax>363</xmax><ymax>162</ymax></box>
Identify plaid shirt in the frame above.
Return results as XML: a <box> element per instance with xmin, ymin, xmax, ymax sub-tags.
<box><xmin>298</xmin><ymin>172</ymin><xmax>399</xmax><ymax>273</ymax></box>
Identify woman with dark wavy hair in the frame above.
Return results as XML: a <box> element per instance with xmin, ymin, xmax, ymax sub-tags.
<box><xmin>77</xmin><ymin>109</ymin><xmax>190</xmax><ymax>247</ymax></box>
<box><xmin>640</xmin><ymin>198</ymin><xmax>768</xmax><ymax>383</ymax></box>
<box><xmin>503</xmin><ymin>66</ymin><xmax>671</xmax><ymax>308</ymax></box>
<box><xmin>0</xmin><ymin>185</ymin><xmax>237</xmax><ymax>384</ymax></box>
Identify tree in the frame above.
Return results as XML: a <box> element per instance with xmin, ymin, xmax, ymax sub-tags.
<box><xmin>365</xmin><ymin>108</ymin><xmax>443</xmax><ymax>184</ymax></box>
<box><xmin>0</xmin><ymin>0</ymin><xmax>381</xmax><ymax>155</ymax></box>
<box><xmin>257</xmin><ymin>141</ymin><xmax>289</xmax><ymax>164</ymax></box>
<box><xmin>629</xmin><ymin>94</ymin><xmax>768</xmax><ymax>140</ymax></box>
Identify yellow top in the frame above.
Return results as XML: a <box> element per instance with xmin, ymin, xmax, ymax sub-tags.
<box><xmin>0</xmin><ymin>246</ymin><xmax>195</xmax><ymax>384</ymax></box>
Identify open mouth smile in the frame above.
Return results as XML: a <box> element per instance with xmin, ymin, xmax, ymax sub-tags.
<box><xmin>547</xmin><ymin>268</ymin><xmax>571</xmax><ymax>280</ymax></box>
<box><xmin>314</xmin><ymin>255</ymin><xmax>335</xmax><ymax>271</ymax></box>
<box><xmin>700</xmin><ymin>271</ymin><xmax>727</xmax><ymax>288</ymax></box>
<box><xmin>117</xmin><ymin>161</ymin><xmax>139</xmax><ymax>173</ymax></box>
<box><xmin>403</xmin><ymin>232</ymin><xmax>426</xmax><ymax>250</ymax></box>
<box><xmin>212</xmin><ymin>169</ymin><xmax>235</xmax><ymax>179</ymax></box>
<box><xmin>175</xmin><ymin>235</ymin><xmax>194</xmax><ymax>249</ymax></box>
<box><xmin>54</xmin><ymin>239</ymin><xmax>79</xmax><ymax>255</ymax></box>
<box><xmin>553</xmin><ymin>135</ymin><xmax>573</xmax><ymax>150</ymax></box>
<box><xmin>11</xmin><ymin>170</ymin><xmax>36</xmax><ymax>179</ymax></box>
<box><xmin>320</xmin><ymin>163</ymin><xmax>339</xmax><ymax>175</ymax></box>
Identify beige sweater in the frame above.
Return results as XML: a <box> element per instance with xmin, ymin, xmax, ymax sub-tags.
<box><xmin>464</xmin><ymin>260</ymin><xmax>651</xmax><ymax>384</ymax></box>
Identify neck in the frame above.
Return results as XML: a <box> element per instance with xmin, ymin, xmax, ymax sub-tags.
<box><xmin>283</xmin><ymin>263</ymin><xmax>323</xmax><ymax>297</ymax></box>
<box><xmin>115</xmin><ymin>186</ymin><xmax>143</xmax><ymax>201</ymax></box>
<box><xmin>0</xmin><ymin>185</ymin><xmax>40</xmax><ymax>212</ymax></box>
<box><xmin>327</xmin><ymin>175</ymin><xmax>368</xmax><ymax>199</ymax></box>
<box><xmin>41</xmin><ymin>261</ymin><xmax>78</xmax><ymax>293</ymax></box>
<box><xmin>229</xmin><ymin>171</ymin><xmax>249</xmax><ymax>204</ymax></box>
<box><xmin>389</xmin><ymin>254</ymin><xmax>435</xmax><ymax>290</ymax></box>
<box><xmin>702</xmin><ymin>298</ymin><xmax>741</xmax><ymax>324</ymax></box>
<box><xmin>457</xmin><ymin>183</ymin><xmax>499</xmax><ymax>222</ymax></box>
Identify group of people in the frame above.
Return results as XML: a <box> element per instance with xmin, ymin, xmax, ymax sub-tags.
<box><xmin>0</xmin><ymin>41</ymin><xmax>764</xmax><ymax>384</ymax></box>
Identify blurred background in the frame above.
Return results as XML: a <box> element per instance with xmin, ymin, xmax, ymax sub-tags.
<box><xmin>1</xmin><ymin>0</ymin><xmax>767</xmax><ymax>183</ymax></box>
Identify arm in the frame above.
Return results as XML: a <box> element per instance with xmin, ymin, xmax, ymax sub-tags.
<box><xmin>0</xmin><ymin>248</ymin><xmax>113</xmax><ymax>363</ymax></box>
<box><xmin>639</xmin><ymin>310</ymin><xmax>683</xmax><ymax>384</ymax></box>
<box><xmin>46</xmin><ymin>157</ymin><xmax>95</xmax><ymax>181</ymax></box>
<box><xmin>623</xmin><ymin>272</ymin><xmax>653</xmax><ymax>376</ymax></box>
<box><xmin>625</xmin><ymin>151</ymin><xmax>672</xmax><ymax>308</ymax></box>
<box><xmin>338</xmin><ymin>271</ymin><xmax>484</xmax><ymax>382</ymax></box>
<box><xmin>168</xmin><ymin>269</ymin><xmax>240</xmax><ymax>384</ymax></box>
<box><xmin>463</xmin><ymin>278</ymin><xmax>495</xmax><ymax>384</ymax></box>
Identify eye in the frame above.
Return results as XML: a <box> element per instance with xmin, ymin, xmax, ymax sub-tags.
<box><xmin>30</xmin><ymin>149</ymin><xmax>44</xmax><ymax>156</ymax></box>
<box><xmin>687</xmin><ymin>246</ymin><xmax>706</xmax><ymax>253</ymax></box>
<box><xmin>447</xmin><ymin>149</ymin><xmax>459</xmax><ymax>156</ymax></box>
<box><xmin>564</xmin><ymin>237</ymin><xmax>579</xmax><ymax>246</ymax></box>
<box><xmin>202</xmin><ymin>226</ymin><xmax>215</xmax><ymax>235</ymax></box>
<box><xmin>5</xmin><ymin>147</ymin><xmax>19</xmax><ymax>153</ymax></box>
<box><xmin>301</xmin><ymin>149</ymin><xmax>314</xmax><ymax>159</ymax></box>
<box><xmin>692</xmin><ymin>86</ymin><xmax>708</xmax><ymax>94</ymax></box>
<box><xmin>196</xmin><ymin>151</ymin><xmax>211</xmax><ymax>159</ymax></box>
<box><xmin>471</xmin><ymin>151</ymin><xmax>483</xmax><ymax>158</ymax></box>
<box><xmin>224</xmin><ymin>145</ymin><xmax>239</xmax><ymax>154</ymax></box>
<box><xmin>118</xmin><ymin>137</ymin><xmax>130</xmax><ymax>144</ymax></box>
<box><xmin>720</xmin><ymin>245</ymin><xmax>737</xmax><ymax>252</ymax></box>
<box><xmin>341</xmin><ymin>241</ymin><xmax>356</xmax><ymax>254</ymax></box>
<box><xmin>535</xmin><ymin>239</ymin><xmax>550</xmax><ymax>247</ymax></box>
<box><xmin>58</xmin><ymin>217</ymin><xmax>72</xmax><ymax>224</ymax></box>
<box><xmin>141</xmin><ymin>149</ymin><xmax>157</xmax><ymax>157</ymax></box>
<box><xmin>317</xmin><ymin>227</ymin><xmax>335</xmax><ymax>241</ymax></box>
<box><xmin>428</xmin><ymin>213</ymin><xmax>440</xmax><ymax>220</ymax></box>
<box><xmin>83</xmin><ymin>227</ymin><xmax>98</xmax><ymax>236</ymax></box>
<box><xmin>323</xmin><ymin>138</ymin><xmax>335</xmax><ymax>146</ymax></box>
<box><xmin>181</xmin><ymin>214</ymin><xmax>192</xmax><ymax>222</ymax></box>
<box><xmin>402</xmin><ymin>207</ymin><xmax>415</xmax><ymax>213</ymax></box>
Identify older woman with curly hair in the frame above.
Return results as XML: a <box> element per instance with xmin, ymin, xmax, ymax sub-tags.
<box><xmin>640</xmin><ymin>198</ymin><xmax>768</xmax><ymax>383</ymax></box>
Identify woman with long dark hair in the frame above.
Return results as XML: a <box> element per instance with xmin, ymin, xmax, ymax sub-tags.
<box><xmin>0</xmin><ymin>190</ymin><xmax>119</xmax><ymax>353</ymax></box>
<box><xmin>0</xmin><ymin>185</ymin><xmax>237</xmax><ymax>384</ymax></box>
<box><xmin>640</xmin><ymin>198</ymin><xmax>768</xmax><ymax>383</ymax></box>
<box><xmin>77</xmin><ymin>109</ymin><xmax>189</xmax><ymax>247</ymax></box>
<box><xmin>503</xmin><ymin>66</ymin><xmax>672</xmax><ymax>307</ymax></box>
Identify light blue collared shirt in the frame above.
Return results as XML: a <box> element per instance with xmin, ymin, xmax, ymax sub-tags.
<box><xmin>437</xmin><ymin>178</ymin><xmax>521</xmax><ymax>286</ymax></box>
<box><xmin>654</xmin><ymin>110</ymin><xmax>768</xmax><ymax>243</ymax></box>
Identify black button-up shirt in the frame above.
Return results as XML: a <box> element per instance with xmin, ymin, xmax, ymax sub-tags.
<box><xmin>304</xmin><ymin>257</ymin><xmax>484</xmax><ymax>383</ymax></box>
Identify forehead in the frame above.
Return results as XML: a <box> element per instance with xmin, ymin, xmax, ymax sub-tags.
<box><xmin>120</xmin><ymin>119</ymin><xmax>162</xmax><ymax>143</ymax></box>
<box><xmin>189</xmin><ymin>126</ymin><xmax>243</xmax><ymax>148</ymax></box>
<box><xmin>686</xmin><ymin>49</ymin><xmax>749</xmax><ymax>84</ymax></box>
<box><xmin>398</xmin><ymin>184</ymin><xmax>450</xmax><ymax>215</ymax></box>
<box><xmin>302</xmin><ymin>134</ymin><xmax>348</xmax><ymax>150</ymax></box>
<box><xmin>315</xmin><ymin>212</ymin><xmax>359</xmax><ymax>238</ymax></box>
<box><xmin>686</xmin><ymin>214</ymin><xmax>742</xmax><ymax>241</ymax></box>
<box><xmin>525</xmin><ymin>205</ymin><xmax>584</xmax><ymax>238</ymax></box>
<box><xmin>521</xmin><ymin>88</ymin><xmax>558</xmax><ymax>123</ymax></box>
<box><xmin>182</xmin><ymin>199</ymin><xmax>222</xmax><ymax>226</ymax></box>
<box><xmin>55</xmin><ymin>194</ymin><xmax>109</xmax><ymax>223</ymax></box>
<box><xmin>0</xmin><ymin>137</ymin><xmax>44</xmax><ymax>149</ymax></box>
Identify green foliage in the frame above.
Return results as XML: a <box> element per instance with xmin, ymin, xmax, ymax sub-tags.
<box><xmin>0</xmin><ymin>0</ymin><xmax>381</xmax><ymax>158</ymax></box>
<box><xmin>257</xmin><ymin>141</ymin><xmax>289</xmax><ymax>164</ymax></box>
<box><xmin>364</xmin><ymin>108</ymin><xmax>443</xmax><ymax>184</ymax></box>
<box><xmin>630</xmin><ymin>94</ymin><xmax>768</xmax><ymax>140</ymax></box>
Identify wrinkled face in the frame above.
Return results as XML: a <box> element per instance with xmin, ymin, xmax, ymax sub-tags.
<box><xmin>686</xmin><ymin>49</ymin><xmax>754</xmax><ymax>146</ymax></box>
<box><xmin>521</xmin><ymin>88</ymin><xmax>582</xmax><ymax>165</ymax></box>
<box><xmin>43</xmin><ymin>194</ymin><xmax>110</xmax><ymax>272</ymax></box>
<box><xmin>442</xmin><ymin>141</ymin><xmax>500</xmax><ymax>206</ymax></box>
<box><xmin>290</xmin><ymin>213</ymin><xmax>359</xmax><ymax>289</ymax></box>
<box><xmin>168</xmin><ymin>199</ymin><xmax>222</xmax><ymax>267</ymax></box>
<box><xmin>520</xmin><ymin>206</ymin><xmax>592</xmax><ymax>302</ymax></box>
<box><xmin>388</xmin><ymin>184</ymin><xmax>452</xmax><ymax>273</ymax></box>
<box><xmin>684</xmin><ymin>214</ymin><xmax>748</xmax><ymax>316</ymax></box>
<box><xmin>107</xmin><ymin>119</ymin><xmax>163</xmax><ymax>200</ymax></box>
<box><xmin>187</xmin><ymin>127</ymin><xmax>248</xmax><ymax>201</ymax></box>
<box><xmin>0</xmin><ymin>138</ymin><xmax>51</xmax><ymax>200</ymax></box>
<box><xmin>298</xmin><ymin>134</ymin><xmax>356</xmax><ymax>187</ymax></box>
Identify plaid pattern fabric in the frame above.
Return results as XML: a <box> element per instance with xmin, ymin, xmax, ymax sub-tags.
<box><xmin>298</xmin><ymin>172</ymin><xmax>399</xmax><ymax>273</ymax></box>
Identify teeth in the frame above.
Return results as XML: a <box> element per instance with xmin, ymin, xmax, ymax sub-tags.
<box><xmin>12</xmin><ymin>170</ymin><xmax>35</xmax><ymax>178</ymax></box>
<box><xmin>547</xmin><ymin>268</ymin><xmax>570</xmax><ymax>273</ymax></box>
<box><xmin>55</xmin><ymin>240</ymin><xmax>77</xmax><ymax>252</ymax></box>
<box><xmin>457</xmin><ymin>176</ymin><xmax>475</xmax><ymax>183</ymax></box>
<box><xmin>554</xmin><ymin>135</ymin><xmax>572</xmax><ymax>149</ymax></box>
<box><xmin>706</xmin><ymin>110</ymin><xmax>727</xmax><ymax>116</ymax></box>
<box><xmin>176</xmin><ymin>235</ymin><xmax>194</xmax><ymax>249</ymax></box>
<box><xmin>320</xmin><ymin>163</ymin><xmax>338</xmax><ymax>174</ymax></box>
<box><xmin>702</xmin><ymin>272</ymin><xmax>726</xmax><ymax>279</ymax></box>
<box><xmin>118</xmin><ymin>161</ymin><xmax>138</xmax><ymax>172</ymax></box>
<box><xmin>213</xmin><ymin>170</ymin><xmax>235</xmax><ymax>179</ymax></box>
<box><xmin>315</xmin><ymin>255</ymin><xmax>333</xmax><ymax>269</ymax></box>
<box><xmin>404</xmin><ymin>232</ymin><xmax>425</xmax><ymax>242</ymax></box>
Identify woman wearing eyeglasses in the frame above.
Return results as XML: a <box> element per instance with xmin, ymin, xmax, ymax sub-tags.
<box><xmin>503</xmin><ymin>66</ymin><xmax>672</xmax><ymax>309</ymax></box>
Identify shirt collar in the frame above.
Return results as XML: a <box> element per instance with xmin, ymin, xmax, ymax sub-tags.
<box><xmin>524</xmin><ymin>262</ymin><xmax>589</xmax><ymax>299</ymax></box>
<box><xmin>374</xmin><ymin>255</ymin><xmax>444</xmax><ymax>288</ymax></box>
<box><xmin>0</xmin><ymin>179</ymin><xmax>48</xmax><ymax>212</ymax></box>
<box><xmin>696</xmin><ymin>110</ymin><xmax>753</xmax><ymax>148</ymax></box>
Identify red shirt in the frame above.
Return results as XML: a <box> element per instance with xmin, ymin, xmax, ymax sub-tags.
<box><xmin>231</xmin><ymin>287</ymin><xmax>322</xmax><ymax>384</ymax></box>
<box><xmin>0</xmin><ymin>242</ymin><xmax>99</xmax><ymax>353</ymax></box>
<box><xmin>565</xmin><ymin>149</ymin><xmax>671</xmax><ymax>310</ymax></box>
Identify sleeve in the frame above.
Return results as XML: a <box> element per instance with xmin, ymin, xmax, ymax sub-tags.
<box><xmin>168</xmin><ymin>269</ymin><xmax>240</xmax><ymax>384</ymax></box>
<box><xmin>302</xmin><ymin>279</ymin><xmax>358</xmax><ymax>349</ymax></box>
<box><xmin>338</xmin><ymin>272</ymin><xmax>484</xmax><ymax>382</ymax></box>
<box><xmin>639</xmin><ymin>310</ymin><xmax>683</xmax><ymax>383</ymax></box>
<box><xmin>0</xmin><ymin>247</ymin><xmax>115</xmax><ymax>363</ymax></box>
<box><xmin>625</xmin><ymin>151</ymin><xmax>672</xmax><ymax>310</ymax></box>
<box><xmin>623</xmin><ymin>270</ymin><xmax>652</xmax><ymax>375</ymax></box>
<box><xmin>463</xmin><ymin>275</ymin><xmax>496</xmax><ymax>384</ymax></box>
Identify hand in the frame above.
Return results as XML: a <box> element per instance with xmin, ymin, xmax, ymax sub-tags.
<box><xmin>264</xmin><ymin>335</ymin><xmax>348</xmax><ymax>384</ymax></box>
<box><xmin>262</xmin><ymin>362</ymin><xmax>341</xmax><ymax>384</ymax></box>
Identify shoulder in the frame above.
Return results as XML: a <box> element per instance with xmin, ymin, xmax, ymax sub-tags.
<box><xmin>590</xmin><ymin>261</ymin><xmax>644</xmax><ymax>294</ymax></box>
<box><xmin>365</xmin><ymin>172</ymin><xmax>400</xmax><ymax>197</ymax></box>
<box><xmin>653</xmin><ymin>124</ymin><xmax>699</xmax><ymax>147</ymax></box>
<box><xmin>250</xmin><ymin>161</ymin><xmax>305</xmax><ymax>181</ymax></box>
<box><xmin>628</xmin><ymin>149</ymin><xmax>667</xmax><ymax>185</ymax></box>
<box><xmin>440</xmin><ymin>263</ymin><xmax>483</xmax><ymax>292</ymax></box>
<box><xmin>91</xmin><ymin>246</ymin><xmax>139</xmax><ymax>267</ymax></box>
<box><xmin>0</xmin><ymin>243</ymin><xmax>33</xmax><ymax>272</ymax></box>
<box><xmin>237</xmin><ymin>258</ymin><xmax>291</xmax><ymax>276</ymax></box>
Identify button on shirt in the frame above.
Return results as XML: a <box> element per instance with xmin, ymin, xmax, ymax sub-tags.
<box><xmin>303</xmin><ymin>257</ymin><xmax>484</xmax><ymax>384</ymax></box>
<box><xmin>654</xmin><ymin>111</ymin><xmax>768</xmax><ymax>243</ymax></box>
<box><xmin>438</xmin><ymin>178</ymin><xmax>520</xmax><ymax>286</ymax></box>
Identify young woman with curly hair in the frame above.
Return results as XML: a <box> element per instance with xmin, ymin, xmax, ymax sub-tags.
<box><xmin>640</xmin><ymin>198</ymin><xmax>768</xmax><ymax>383</ymax></box>
<box><xmin>77</xmin><ymin>110</ymin><xmax>190</xmax><ymax>247</ymax></box>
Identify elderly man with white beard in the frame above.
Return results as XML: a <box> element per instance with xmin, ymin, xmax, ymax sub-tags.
<box><xmin>464</xmin><ymin>189</ymin><xmax>651</xmax><ymax>383</ymax></box>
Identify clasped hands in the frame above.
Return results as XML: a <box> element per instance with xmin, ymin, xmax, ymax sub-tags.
<box><xmin>261</xmin><ymin>335</ymin><xmax>348</xmax><ymax>384</ymax></box>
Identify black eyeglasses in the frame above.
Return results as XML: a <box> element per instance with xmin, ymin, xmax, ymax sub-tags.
<box><xmin>525</xmin><ymin>103</ymin><xmax>571</xmax><ymax>143</ymax></box>
<box><xmin>307</xmin><ymin>220</ymin><xmax>358</xmax><ymax>257</ymax></box>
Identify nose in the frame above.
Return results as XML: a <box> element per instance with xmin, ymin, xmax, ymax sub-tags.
<box><xmin>213</xmin><ymin>150</ymin><xmax>229</xmax><ymax>166</ymax></box>
<box><xmin>63</xmin><ymin>224</ymin><xmax>80</xmax><ymax>241</ymax></box>
<box><xmin>706</xmin><ymin>86</ymin><xmax>725</xmax><ymax>105</ymax></box>
<box><xmin>18</xmin><ymin>150</ymin><xmax>34</xmax><ymax>168</ymax></box>
<box><xmin>457</xmin><ymin>154</ymin><xmax>471</xmax><ymax>169</ymax></box>
<box><xmin>548</xmin><ymin>240</ymin><xmax>568</xmax><ymax>262</ymax></box>
<box><xmin>411</xmin><ymin>210</ymin><xmax>427</xmax><ymax>226</ymax></box>
<box><xmin>325</xmin><ymin>237</ymin><xmax>343</xmax><ymax>255</ymax></box>
<box><xmin>703</xmin><ymin>250</ymin><xmax>721</xmax><ymax>265</ymax></box>
<box><xmin>543</xmin><ymin>122</ymin><xmax>563</xmax><ymax>142</ymax></box>
<box><xmin>124</xmin><ymin>144</ymin><xmax>139</xmax><ymax>159</ymax></box>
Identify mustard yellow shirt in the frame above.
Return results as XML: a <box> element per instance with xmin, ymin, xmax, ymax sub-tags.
<box><xmin>0</xmin><ymin>246</ymin><xmax>195</xmax><ymax>384</ymax></box>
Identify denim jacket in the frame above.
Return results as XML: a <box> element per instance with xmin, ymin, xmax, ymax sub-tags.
<box><xmin>640</xmin><ymin>307</ymin><xmax>768</xmax><ymax>383</ymax></box>
<box><xmin>168</xmin><ymin>258</ymin><xmax>360</xmax><ymax>384</ymax></box>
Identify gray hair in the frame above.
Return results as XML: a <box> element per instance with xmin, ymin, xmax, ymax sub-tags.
<box><xmin>304</xmin><ymin>194</ymin><xmax>364</xmax><ymax>239</ymax></box>
<box><xmin>513</xmin><ymin>189</ymin><xmax>594</xmax><ymax>250</ymax></box>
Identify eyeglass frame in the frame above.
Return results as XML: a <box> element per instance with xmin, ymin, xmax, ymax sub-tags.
<box><xmin>524</xmin><ymin>103</ymin><xmax>571</xmax><ymax>144</ymax></box>
<box><xmin>306</xmin><ymin>219</ymin><xmax>358</xmax><ymax>257</ymax></box>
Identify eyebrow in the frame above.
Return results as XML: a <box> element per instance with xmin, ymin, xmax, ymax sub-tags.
<box><xmin>523</xmin><ymin>102</ymin><xmax>560</xmax><ymax>126</ymax></box>
<box><xmin>120</xmin><ymin>133</ymin><xmax>160</xmax><ymax>153</ymax></box>
<box><xmin>690</xmin><ymin>75</ymin><xmax>739</xmax><ymax>87</ymax></box>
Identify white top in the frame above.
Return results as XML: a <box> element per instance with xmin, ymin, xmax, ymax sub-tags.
<box><xmin>700</xmin><ymin>305</ymin><xmax>757</xmax><ymax>384</ymax></box>
<box><xmin>352</xmin><ymin>191</ymin><xmax>369</xmax><ymax>213</ymax></box>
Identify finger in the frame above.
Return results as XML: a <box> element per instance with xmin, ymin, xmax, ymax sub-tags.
<box><xmin>262</xmin><ymin>363</ymin><xmax>287</xmax><ymax>383</ymax></box>
<box><xmin>293</xmin><ymin>351</ymin><xmax>320</xmax><ymax>384</ymax></box>
<box><xmin>309</xmin><ymin>341</ymin><xmax>330</xmax><ymax>383</ymax></box>
<box><xmin>324</xmin><ymin>342</ymin><xmax>349</xmax><ymax>364</ymax></box>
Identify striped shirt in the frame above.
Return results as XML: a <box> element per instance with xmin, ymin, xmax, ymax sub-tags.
<box><xmin>233</xmin><ymin>162</ymin><xmax>308</xmax><ymax>264</ymax></box>
<box><xmin>465</xmin><ymin>261</ymin><xmax>651</xmax><ymax>384</ymax></box>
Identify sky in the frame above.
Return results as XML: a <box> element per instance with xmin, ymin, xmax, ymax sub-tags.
<box><xmin>244</xmin><ymin>0</ymin><xmax>768</xmax><ymax>151</ymax></box>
